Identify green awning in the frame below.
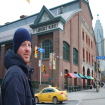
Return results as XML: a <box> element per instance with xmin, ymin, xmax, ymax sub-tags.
<box><xmin>90</xmin><ymin>76</ymin><xmax>94</xmax><ymax>79</ymax></box>
<box><xmin>78</xmin><ymin>74</ymin><xmax>85</xmax><ymax>79</ymax></box>
<box><xmin>87</xmin><ymin>76</ymin><xmax>94</xmax><ymax>80</ymax></box>
<box><xmin>87</xmin><ymin>76</ymin><xmax>91</xmax><ymax>79</ymax></box>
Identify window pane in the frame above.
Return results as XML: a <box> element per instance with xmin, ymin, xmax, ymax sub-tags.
<box><xmin>42</xmin><ymin>40</ymin><xmax>53</xmax><ymax>59</ymax></box>
<box><xmin>73</xmin><ymin>48</ymin><xmax>78</xmax><ymax>65</ymax></box>
<box><xmin>63</xmin><ymin>41</ymin><xmax>70</xmax><ymax>61</ymax></box>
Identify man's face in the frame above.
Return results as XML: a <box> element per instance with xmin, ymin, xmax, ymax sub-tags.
<box><xmin>17</xmin><ymin>41</ymin><xmax>32</xmax><ymax>64</ymax></box>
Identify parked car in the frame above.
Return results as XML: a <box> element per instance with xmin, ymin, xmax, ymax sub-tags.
<box><xmin>35</xmin><ymin>86</ymin><xmax>68</xmax><ymax>104</ymax></box>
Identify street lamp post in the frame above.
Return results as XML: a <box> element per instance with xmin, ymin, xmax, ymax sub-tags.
<box><xmin>39</xmin><ymin>43</ymin><xmax>42</xmax><ymax>85</ymax></box>
<box><xmin>52</xmin><ymin>53</ymin><xmax>54</xmax><ymax>86</ymax></box>
<box><xmin>96</xmin><ymin>27</ymin><xmax>99</xmax><ymax>92</ymax></box>
<box><xmin>96</xmin><ymin>59</ymin><xmax>99</xmax><ymax>92</ymax></box>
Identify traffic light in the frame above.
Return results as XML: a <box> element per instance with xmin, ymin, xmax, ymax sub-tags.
<box><xmin>98</xmin><ymin>68</ymin><xmax>101</xmax><ymax>73</ymax></box>
<box><xmin>42</xmin><ymin>65</ymin><xmax>45</xmax><ymax>71</ymax></box>
<box><xmin>34</xmin><ymin>46</ymin><xmax>38</xmax><ymax>58</ymax></box>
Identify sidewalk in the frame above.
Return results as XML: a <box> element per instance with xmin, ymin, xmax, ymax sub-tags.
<box><xmin>67</xmin><ymin>87</ymin><xmax>105</xmax><ymax>105</ymax></box>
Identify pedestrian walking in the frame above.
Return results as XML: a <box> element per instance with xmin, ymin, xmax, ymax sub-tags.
<box><xmin>93</xmin><ymin>82</ymin><xmax>96</xmax><ymax>89</ymax></box>
<box><xmin>0</xmin><ymin>28</ymin><xmax>36</xmax><ymax>105</ymax></box>
<box><xmin>103</xmin><ymin>83</ymin><xmax>105</xmax><ymax>88</ymax></box>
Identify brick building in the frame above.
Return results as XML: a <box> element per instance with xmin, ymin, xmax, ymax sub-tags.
<box><xmin>0</xmin><ymin>0</ymin><xmax>97</xmax><ymax>89</ymax></box>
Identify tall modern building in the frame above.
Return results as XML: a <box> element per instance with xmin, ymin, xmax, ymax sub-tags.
<box><xmin>94</xmin><ymin>15</ymin><xmax>104</xmax><ymax>56</ymax></box>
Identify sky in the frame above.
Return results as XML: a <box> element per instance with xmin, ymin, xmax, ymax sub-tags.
<box><xmin>0</xmin><ymin>0</ymin><xmax>105</xmax><ymax>37</ymax></box>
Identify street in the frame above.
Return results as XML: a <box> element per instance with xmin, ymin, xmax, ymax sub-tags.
<box><xmin>77</xmin><ymin>87</ymin><xmax>105</xmax><ymax>105</ymax></box>
<box><xmin>36</xmin><ymin>87</ymin><xmax>105</xmax><ymax>105</ymax></box>
<box><xmin>0</xmin><ymin>86</ymin><xmax>105</xmax><ymax>105</ymax></box>
<box><xmin>36</xmin><ymin>100</ymin><xmax>79</xmax><ymax>105</ymax></box>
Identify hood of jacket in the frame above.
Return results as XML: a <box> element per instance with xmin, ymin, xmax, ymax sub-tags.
<box><xmin>4</xmin><ymin>49</ymin><xmax>30</xmax><ymax>73</ymax></box>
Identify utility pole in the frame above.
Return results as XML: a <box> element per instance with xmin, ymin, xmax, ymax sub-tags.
<box><xmin>96</xmin><ymin>59</ymin><xmax>99</xmax><ymax>92</ymax></box>
<box><xmin>39</xmin><ymin>43</ymin><xmax>43</xmax><ymax>85</ymax></box>
<box><xmin>35</xmin><ymin>44</ymin><xmax>45</xmax><ymax>85</ymax></box>
<box><xmin>52</xmin><ymin>53</ymin><xmax>54</xmax><ymax>86</ymax></box>
<box><xmin>96</xmin><ymin>27</ymin><xmax>99</xmax><ymax>92</ymax></box>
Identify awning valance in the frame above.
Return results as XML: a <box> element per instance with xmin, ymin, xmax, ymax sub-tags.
<box><xmin>94</xmin><ymin>78</ymin><xmax>100</xmax><ymax>80</ymax></box>
<box><xmin>84</xmin><ymin>76</ymin><xmax>90</xmax><ymax>79</ymax></box>
<box><xmin>68</xmin><ymin>73</ymin><xmax>76</xmax><ymax>78</ymax></box>
<box><xmin>65</xmin><ymin>73</ymin><xmax>76</xmax><ymax>78</ymax></box>
<box><xmin>74</xmin><ymin>73</ymin><xmax>81</xmax><ymax>78</ymax></box>
<box><xmin>78</xmin><ymin>74</ymin><xmax>85</xmax><ymax>79</ymax></box>
<box><xmin>90</xmin><ymin>76</ymin><xmax>94</xmax><ymax>79</ymax></box>
<box><xmin>65</xmin><ymin>73</ymin><xmax>94</xmax><ymax>80</ymax></box>
<box><xmin>87</xmin><ymin>76</ymin><xmax>94</xmax><ymax>80</ymax></box>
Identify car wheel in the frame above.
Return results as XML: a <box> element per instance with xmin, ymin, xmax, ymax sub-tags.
<box><xmin>35</xmin><ymin>97</ymin><xmax>39</xmax><ymax>104</ymax></box>
<box><xmin>53</xmin><ymin>97</ymin><xmax>58</xmax><ymax>104</ymax></box>
<box><xmin>59</xmin><ymin>101</ymin><xmax>63</xmax><ymax>104</ymax></box>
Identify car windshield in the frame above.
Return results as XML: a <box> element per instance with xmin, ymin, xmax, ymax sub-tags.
<box><xmin>55</xmin><ymin>88</ymin><xmax>62</xmax><ymax>91</ymax></box>
<box><xmin>42</xmin><ymin>88</ymin><xmax>55</xmax><ymax>93</ymax></box>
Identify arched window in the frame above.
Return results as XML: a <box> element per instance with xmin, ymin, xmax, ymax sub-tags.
<box><xmin>86</xmin><ymin>51</ymin><xmax>88</xmax><ymax>62</ymax></box>
<box><xmin>91</xmin><ymin>41</ymin><xmax>93</xmax><ymax>48</ymax></box>
<box><xmin>82</xmin><ymin>30</ymin><xmax>84</xmax><ymax>40</ymax></box>
<box><xmin>42</xmin><ymin>40</ymin><xmax>53</xmax><ymax>59</ymax></box>
<box><xmin>83</xmin><ymin>48</ymin><xmax>85</xmax><ymax>59</ymax></box>
<box><xmin>73</xmin><ymin>48</ymin><xmax>78</xmax><ymax>65</ymax></box>
<box><xmin>63</xmin><ymin>41</ymin><xmax>70</xmax><ymax>61</ymax></box>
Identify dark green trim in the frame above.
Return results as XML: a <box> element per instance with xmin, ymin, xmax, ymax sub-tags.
<box><xmin>42</xmin><ymin>40</ymin><xmax>53</xmax><ymax>59</ymax></box>
<box><xmin>63</xmin><ymin>41</ymin><xmax>70</xmax><ymax>61</ymax></box>
<box><xmin>0</xmin><ymin>40</ymin><xmax>12</xmax><ymax>45</ymax></box>
<box><xmin>73</xmin><ymin>48</ymin><xmax>78</xmax><ymax>65</ymax></box>
<box><xmin>49</xmin><ymin>0</ymin><xmax>77</xmax><ymax>11</ymax></box>
<box><xmin>34</xmin><ymin>6</ymin><xmax>55</xmax><ymax>25</ymax></box>
<box><xmin>32</xmin><ymin>28</ymin><xmax>62</xmax><ymax>36</ymax></box>
<box><xmin>30</xmin><ymin>16</ymin><xmax>66</xmax><ymax>29</ymax></box>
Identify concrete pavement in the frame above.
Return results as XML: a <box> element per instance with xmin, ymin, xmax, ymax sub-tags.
<box><xmin>67</xmin><ymin>87</ymin><xmax>105</xmax><ymax>105</ymax></box>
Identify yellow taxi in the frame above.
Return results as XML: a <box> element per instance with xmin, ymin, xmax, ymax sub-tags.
<box><xmin>35</xmin><ymin>87</ymin><xmax>68</xmax><ymax>104</ymax></box>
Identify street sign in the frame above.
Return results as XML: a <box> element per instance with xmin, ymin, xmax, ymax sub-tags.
<box><xmin>96</xmin><ymin>56</ymin><xmax>105</xmax><ymax>59</ymax></box>
<box><xmin>43</xmin><ymin>74</ymin><xmax>49</xmax><ymax>77</ymax></box>
<box><xmin>38</xmin><ymin>48</ymin><xmax>45</xmax><ymax>52</ymax></box>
